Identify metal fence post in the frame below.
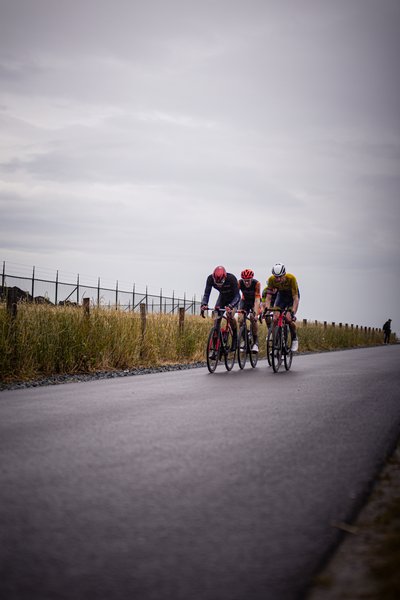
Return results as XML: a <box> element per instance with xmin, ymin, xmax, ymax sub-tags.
<box><xmin>116</xmin><ymin>280</ymin><xmax>118</xmax><ymax>310</ymax></box>
<box><xmin>32</xmin><ymin>266</ymin><xmax>35</xmax><ymax>299</ymax></box>
<box><xmin>98</xmin><ymin>277</ymin><xmax>100</xmax><ymax>306</ymax></box>
<box><xmin>160</xmin><ymin>288</ymin><xmax>162</xmax><ymax>314</ymax></box>
<box><xmin>55</xmin><ymin>270</ymin><xmax>58</xmax><ymax>305</ymax></box>
<box><xmin>133</xmin><ymin>284</ymin><xmax>135</xmax><ymax>312</ymax></box>
<box><xmin>77</xmin><ymin>274</ymin><xmax>79</xmax><ymax>304</ymax></box>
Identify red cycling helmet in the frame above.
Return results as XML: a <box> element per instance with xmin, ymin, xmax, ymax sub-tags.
<box><xmin>213</xmin><ymin>266</ymin><xmax>227</xmax><ymax>286</ymax></box>
<box><xmin>241</xmin><ymin>269</ymin><xmax>254</xmax><ymax>280</ymax></box>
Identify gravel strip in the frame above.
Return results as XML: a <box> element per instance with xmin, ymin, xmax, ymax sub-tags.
<box><xmin>0</xmin><ymin>345</ymin><xmax>393</xmax><ymax>392</ymax></box>
<box><xmin>0</xmin><ymin>361</ymin><xmax>208</xmax><ymax>392</ymax></box>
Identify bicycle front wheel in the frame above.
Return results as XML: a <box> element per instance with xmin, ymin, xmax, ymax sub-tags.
<box><xmin>266</xmin><ymin>327</ymin><xmax>273</xmax><ymax>367</ymax></box>
<box><xmin>249</xmin><ymin>329</ymin><xmax>258</xmax><ymax>368</ymax></box>
<box><xmin>238</xmin><ymin>326</ymin><xmax>247</xmax><ymax>369</ymax></box>
<box><xmin>224</xmin><ymin>328</ymin><xmax>236</xmax><ymax>371</ymax></box>
<box><xmin>284</xmin><ymin>325</ymin><xmax>293</xmax><ymax>371</ymax></box>
<box><xmin>206</xmin><ymin>327</ymin><xmax>220</xmax><ymax>373</ymax></box>
<box><xmin>272</xmin><ymin>326</ymin><xmax>283</xmax><ymax>373</ymax></box>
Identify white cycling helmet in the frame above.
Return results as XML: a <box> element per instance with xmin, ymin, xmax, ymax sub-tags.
<box><xmin>272</xmin><ymin>263</ymin><xmax>286</xmax><ymax>277</ymax></box>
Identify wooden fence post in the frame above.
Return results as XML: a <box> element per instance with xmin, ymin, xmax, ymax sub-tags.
<box><xmin>324</xmin><ymin>321</ymin><xmax>327</xmax><ymax>329</ymax></box>
<box><xmin>303</xmin><ymin>319</ymin><xmax>307</xmax><ymax>327</ymax></box>
<box><xmin>140</xmin><ymin>303</ymin><xmax>146</xmax><ymax>337</ymax></box>
<box><xmin>332</xmin><ymin>322</ymin><xmax>335</xmax><ymax>328</ymax></box>
<box><xmin>179</xmin><ymin>306</ymin><xmax>185</xmax><ymax>334</ymax></box>
<box><xmin>83</xmin><ymin>297</ymin><xmax>90</xmax><ymax>316</ymax></box>
<box><xmin>7</xmin><ymin>287</ymin><xmax>18</xmax><ymax>319</ymax></box>
<box><xmin>140</xmin><ymin>303</ymin><xmax>146</xmax><ymax>358</ymax></box>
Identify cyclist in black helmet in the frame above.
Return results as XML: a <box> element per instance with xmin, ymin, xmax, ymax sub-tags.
<box><xmin>201</xmin><ymin>266</ymin><xmax>240</xmax><ymax>352</ymax></box>
<box><xmin>264</xmin><ymin>263</ymin><xmax>300</xmax><ymax>352</ymax></box>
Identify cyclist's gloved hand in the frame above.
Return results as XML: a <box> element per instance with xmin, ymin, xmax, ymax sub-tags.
<box><xmin>226</xmin><ymin>304</ymin><xmax>233</xmax><ymax>314</ymax></box>
<box><xmin>201</xmin><ymin>304</ymin><xmax>208</xmax><ymax>318</ymax></box>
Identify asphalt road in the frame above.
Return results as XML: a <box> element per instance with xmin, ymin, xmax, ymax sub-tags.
<box><xmin>1</xmin><ymin>345</ymin><xmax>400</xmax><ymax>600</ymax></box>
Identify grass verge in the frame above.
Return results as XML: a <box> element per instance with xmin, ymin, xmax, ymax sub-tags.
<box><xmin>0</xmin><ymin>301</ymin><xmax>395</xmax><ymax>383</ymax></box>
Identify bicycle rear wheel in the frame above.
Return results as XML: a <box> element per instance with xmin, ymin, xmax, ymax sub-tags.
<box><xmin>284</xmin><ymin>325</ymin><xmax>293</xmax><ymax>371</ymax></box>
<box><xmin>238</xmin><ymin>326</ymin><xmax>247</xmax><ymax>369</ymax></box>
<box><xmin>249</xmin><ymin>329</ymin><xmax>258</xmax><ymax>368</ymax></box>
<box><xmin>272</xmin><ymin>326</ymin><xmax>283</xmax><ymax>373</ymax></box>
<box><xmin>224</xmin><ymin>328</ymin><xmax>236</xmax><ymax>371</ymax></box>
<box><xmin>206</xmin><ymin>327</ymin><xmax>220</xmax><ymax>373</ymax></box>
<box><xmin>266</xmin><ymin>327</ymin><xmax>273</xmax><ymax>367</ymax></box>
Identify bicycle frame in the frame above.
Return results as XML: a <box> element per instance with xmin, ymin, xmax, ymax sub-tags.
<box><xmin>269</xmin><ymin>306</ymin><xmax>294</xmax><ymax>372</ymax></box>
<box><xmin>204</xmin><ymin>308</ymin><xmax>236</xmax><ymax>372</ymax></box>
<box><xmin>238</xmin><ymin>308</ymin><xmax>258</xmax><ymax>369</ymax></box>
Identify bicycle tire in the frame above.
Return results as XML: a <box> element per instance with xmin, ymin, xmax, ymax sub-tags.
<box><xmin>266</xmin><ymin>327</ymin><xmax>273</xmax><ymax>367</ymax></box>
<box><xmin>249</xmin><ymin>328</ymin><xmax>258</xmax><ymax>368</ymax></box>
<box><xmin>237</xmin><ymin>326</ymin><xmax>247</xmax><ymax>369</ymax></box>
<box><xmin>272</xmin><ymin>326</ymin><xmax>283</xmax><ymax>373</ymax></box>
<box><xmin>206</xmin><ymin>327</ymin><xmax>220</xmax><ymax>373</ymax></box>
<box><xmin>284</xmin><ymin>325</ymin><xmax>293</xmax><ymax>371</ymax></box>
<box><xmin>224</xmin><ymin>328</ymin><xmax>236</xmax><ymax>371</ymax></box>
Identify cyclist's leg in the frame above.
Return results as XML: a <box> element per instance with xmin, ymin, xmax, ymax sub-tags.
<box><xmin>227</xmin><ymin>307</ymin><xmax>238</xmax><ymax>351</ymax></box>
<box><xmin>237</xmin><ymin>299</ymin><xmax>246</xmax><ymax>328</ymax></box>
<box><xmin>249</xmin><ymin>304</ymin><xmax>259</xmax><ymax>350</ymax></box>
<box><xmin>284</xmin><ymin>297</ymin><xmax>299</xmax><ymax>352</ymax></box>
<box><xmin>271</xmin><ymin>293</ymin><xmax>285</xmax><ymax>332</ymax></box>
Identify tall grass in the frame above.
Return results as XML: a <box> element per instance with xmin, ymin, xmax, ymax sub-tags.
<box><xmin>0</xmin><ymin>301</ymin><xmax>395</xmax><ymax>382</ymax></box>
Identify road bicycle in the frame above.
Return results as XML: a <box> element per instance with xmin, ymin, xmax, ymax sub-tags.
<box><xmin>203</xmin><ymin>308</ymin><xmax>236</xmax><ymax>373</ymax></box>
<box><xmin>268</xmin><ymin>306</ymin><xmax>294</xmax><ymax>372</ymax></box>
<box><xmin>238</xmin><ymin>308</ymin><xmax>258</xmax><ymax>369</ymax></box>
<box><xmin>261</xmin><ymin>310</ymin><xmax>274</xmax><ymax>367</ymax></box>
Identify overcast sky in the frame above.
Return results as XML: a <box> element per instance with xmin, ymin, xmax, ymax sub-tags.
<box><xmin>1</xmin><ymin>0</ymin><xmax>399</xmax><ymax>329</ymax></box>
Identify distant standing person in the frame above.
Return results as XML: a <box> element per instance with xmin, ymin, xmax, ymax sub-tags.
<box><xmin>383</xmin><ymin>319</ymin><xmax>392</xmax><ymax>344</ymax></box>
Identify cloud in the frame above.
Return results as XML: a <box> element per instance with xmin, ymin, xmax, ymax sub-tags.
<box><xmin>0</xmin><ymin>0</ymin><xmax>399</xmax><ymax>327</ymax></box>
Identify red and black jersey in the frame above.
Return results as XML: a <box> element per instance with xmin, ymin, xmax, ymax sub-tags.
<box><xmin>238</xmin><ymin>279</ymin><xmax>261</xmax><ymax>303</ymax></box>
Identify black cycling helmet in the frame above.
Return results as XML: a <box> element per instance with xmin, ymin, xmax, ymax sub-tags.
<box><xmin>272</xmin><ymin>263</ymin><xmax>286</xmax><ymax>277</ymax></box>
<box><xmin>213</xmin><ymin>266</ymin><xmax>227</xmax><ymax>286</ymax></box>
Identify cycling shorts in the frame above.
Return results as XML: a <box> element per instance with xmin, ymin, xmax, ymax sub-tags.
<box><xmin>215</xmin><ymin>293</ymin><xmax>238</xmax><ymax>311</ymax></box>
<box><xmin>238</xmin><ymin>299</ymin><xmax>255</xmax><ymax>313</ymax></box>
<box><xmin>275</xmin><ymin>293</ymin><xmax>295</xmax><ymax>311</ymax></box>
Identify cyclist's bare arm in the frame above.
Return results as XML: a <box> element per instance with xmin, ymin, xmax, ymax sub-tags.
<box><xmin>292</xmin><ymin>295</ymin><xmax>299</xmax><ymax>315</ymax></box>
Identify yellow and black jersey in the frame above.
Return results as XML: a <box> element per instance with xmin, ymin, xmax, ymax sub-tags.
<box><xmin>266</xmin><ymin>273</ymin><xmax>299</xmax><ymax>299</ymax></box>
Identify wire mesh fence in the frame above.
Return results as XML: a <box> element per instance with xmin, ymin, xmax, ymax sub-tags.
<box><xmin>1</xmin><ymin>261</ymin><xmax>202</xmax><ymax>314</ymax></box>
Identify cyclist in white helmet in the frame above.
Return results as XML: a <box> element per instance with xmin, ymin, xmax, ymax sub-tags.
<box><xmin>263</xmin><ymin>263</ymin><xmax>300</xmax><ymax>352</ymax></box>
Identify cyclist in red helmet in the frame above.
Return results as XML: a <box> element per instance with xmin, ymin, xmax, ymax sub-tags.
<box><xmin>201</xmin><ymin>266</ymin><xmax>240</xmax><ymax>352</ymax></box>
<box><xmin>237</xmin><ymin>269</ymin><xmax>261</xmax><ymax>352</ymax></box>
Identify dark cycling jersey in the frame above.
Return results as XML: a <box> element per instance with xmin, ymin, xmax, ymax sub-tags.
<box><xmin>238</xmin><ymin>279</ymin><xmax>261</xmax><ymax>312</ymax></box>
<box><xmin>202</xmin><ymin>272</ymin><xmax>240</xmax><ymax>308</ymax></box>
<box><xmin>238</xmin><ymin>279</ymin><xmax>261</xmax><ymax>303</ymax></box>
